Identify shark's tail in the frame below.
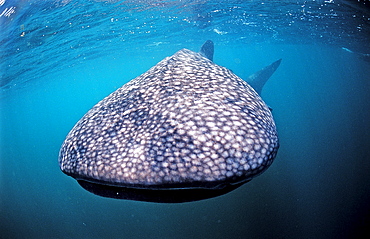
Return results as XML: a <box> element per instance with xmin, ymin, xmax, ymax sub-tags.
<box><xmin>246</xmin><ymin>59</ymin><xmax>282</xmax><ymax>95</ymax></box>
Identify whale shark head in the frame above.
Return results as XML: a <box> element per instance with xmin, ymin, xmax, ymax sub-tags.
<box><xmin>58</xmin><ymin>40</ymin><xmax>280</xmax><ymax>203</ymax></box>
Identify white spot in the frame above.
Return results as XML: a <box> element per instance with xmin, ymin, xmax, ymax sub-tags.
<box><xmin>226</xmin><ymin>171</ymin><xmax>233</xmax><ymax>177</ymax></box>
<box><xmin>223</xmin><ymin>125</ymin><xmax>231</xmax><ymax>132</ymax></box>
<box><xmin>246</xmin><ymin>139</ymin><xmax>254</xmax><ymax>145</ymax></box>
<box><xmin>222</xmin><ymin>151</ymin><xmax>229</xmax><ymax>158</ymax></box>
<box><xmin>225</xmin><ymin>134</ymin><xmax>233</xmax><ymax>141</ymax></box>
<box><xmin>206</xmin><ymin>121</ymin><xmax>216</xmax><ymax>128</ymax></box>
<box><xmin>243</xmin><ymin>164</ymin><xmax>250</xmax><ymax>170</ymax></box>
<box><xmin>198</xmin><ymin>134</ymin><xmax>207</xmax><ymax>142</ymax></box>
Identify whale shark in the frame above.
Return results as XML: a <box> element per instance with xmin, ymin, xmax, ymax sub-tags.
<box><xmin>59</xmin><ymin>40</ymin><xmax>281</xmax><ymax>203</ymax></box>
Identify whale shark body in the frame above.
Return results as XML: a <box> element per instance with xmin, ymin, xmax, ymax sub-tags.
<box><xmin>59</xmin><ymin>40</ymin><xmax>281</xmax><ymax>203</ymax></box>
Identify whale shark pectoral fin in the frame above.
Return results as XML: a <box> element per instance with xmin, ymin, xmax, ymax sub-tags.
<box><xmin>199</xmin><ymin>40</ymin><xmax>214</xmax><ymax>61</ymax></box>
<box><xmin>247</xmin><ymin>59</ymin><xmax>282</xmax><ymax>95</ymax></box>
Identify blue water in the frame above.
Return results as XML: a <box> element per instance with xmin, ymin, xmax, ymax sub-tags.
<box><xmin>1</xmin><ymin>0</ymin><xmax>370</xmax><ymax>238</ymax></box>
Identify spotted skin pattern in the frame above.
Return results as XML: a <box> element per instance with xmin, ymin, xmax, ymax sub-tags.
<box><xmin>59</xmin><ymin>48</ymin><xmax>279</xmax><ymax>195</ymax></box>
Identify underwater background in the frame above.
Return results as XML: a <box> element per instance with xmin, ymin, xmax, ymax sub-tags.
<box><xmin>1</xmin><ymin>0</ymin><xmax>370</xmax><ymax>238</ymax></box>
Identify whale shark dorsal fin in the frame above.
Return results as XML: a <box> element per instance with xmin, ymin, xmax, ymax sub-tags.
<box><xmin>199</xmin><ymin>40</ymin><xmax>214</xmax><ymax>61</ymax></box>
<box><xmin>247</xmin><ymin>59</ymin><xmax>282</xmax><ymax>95</ymax></box>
